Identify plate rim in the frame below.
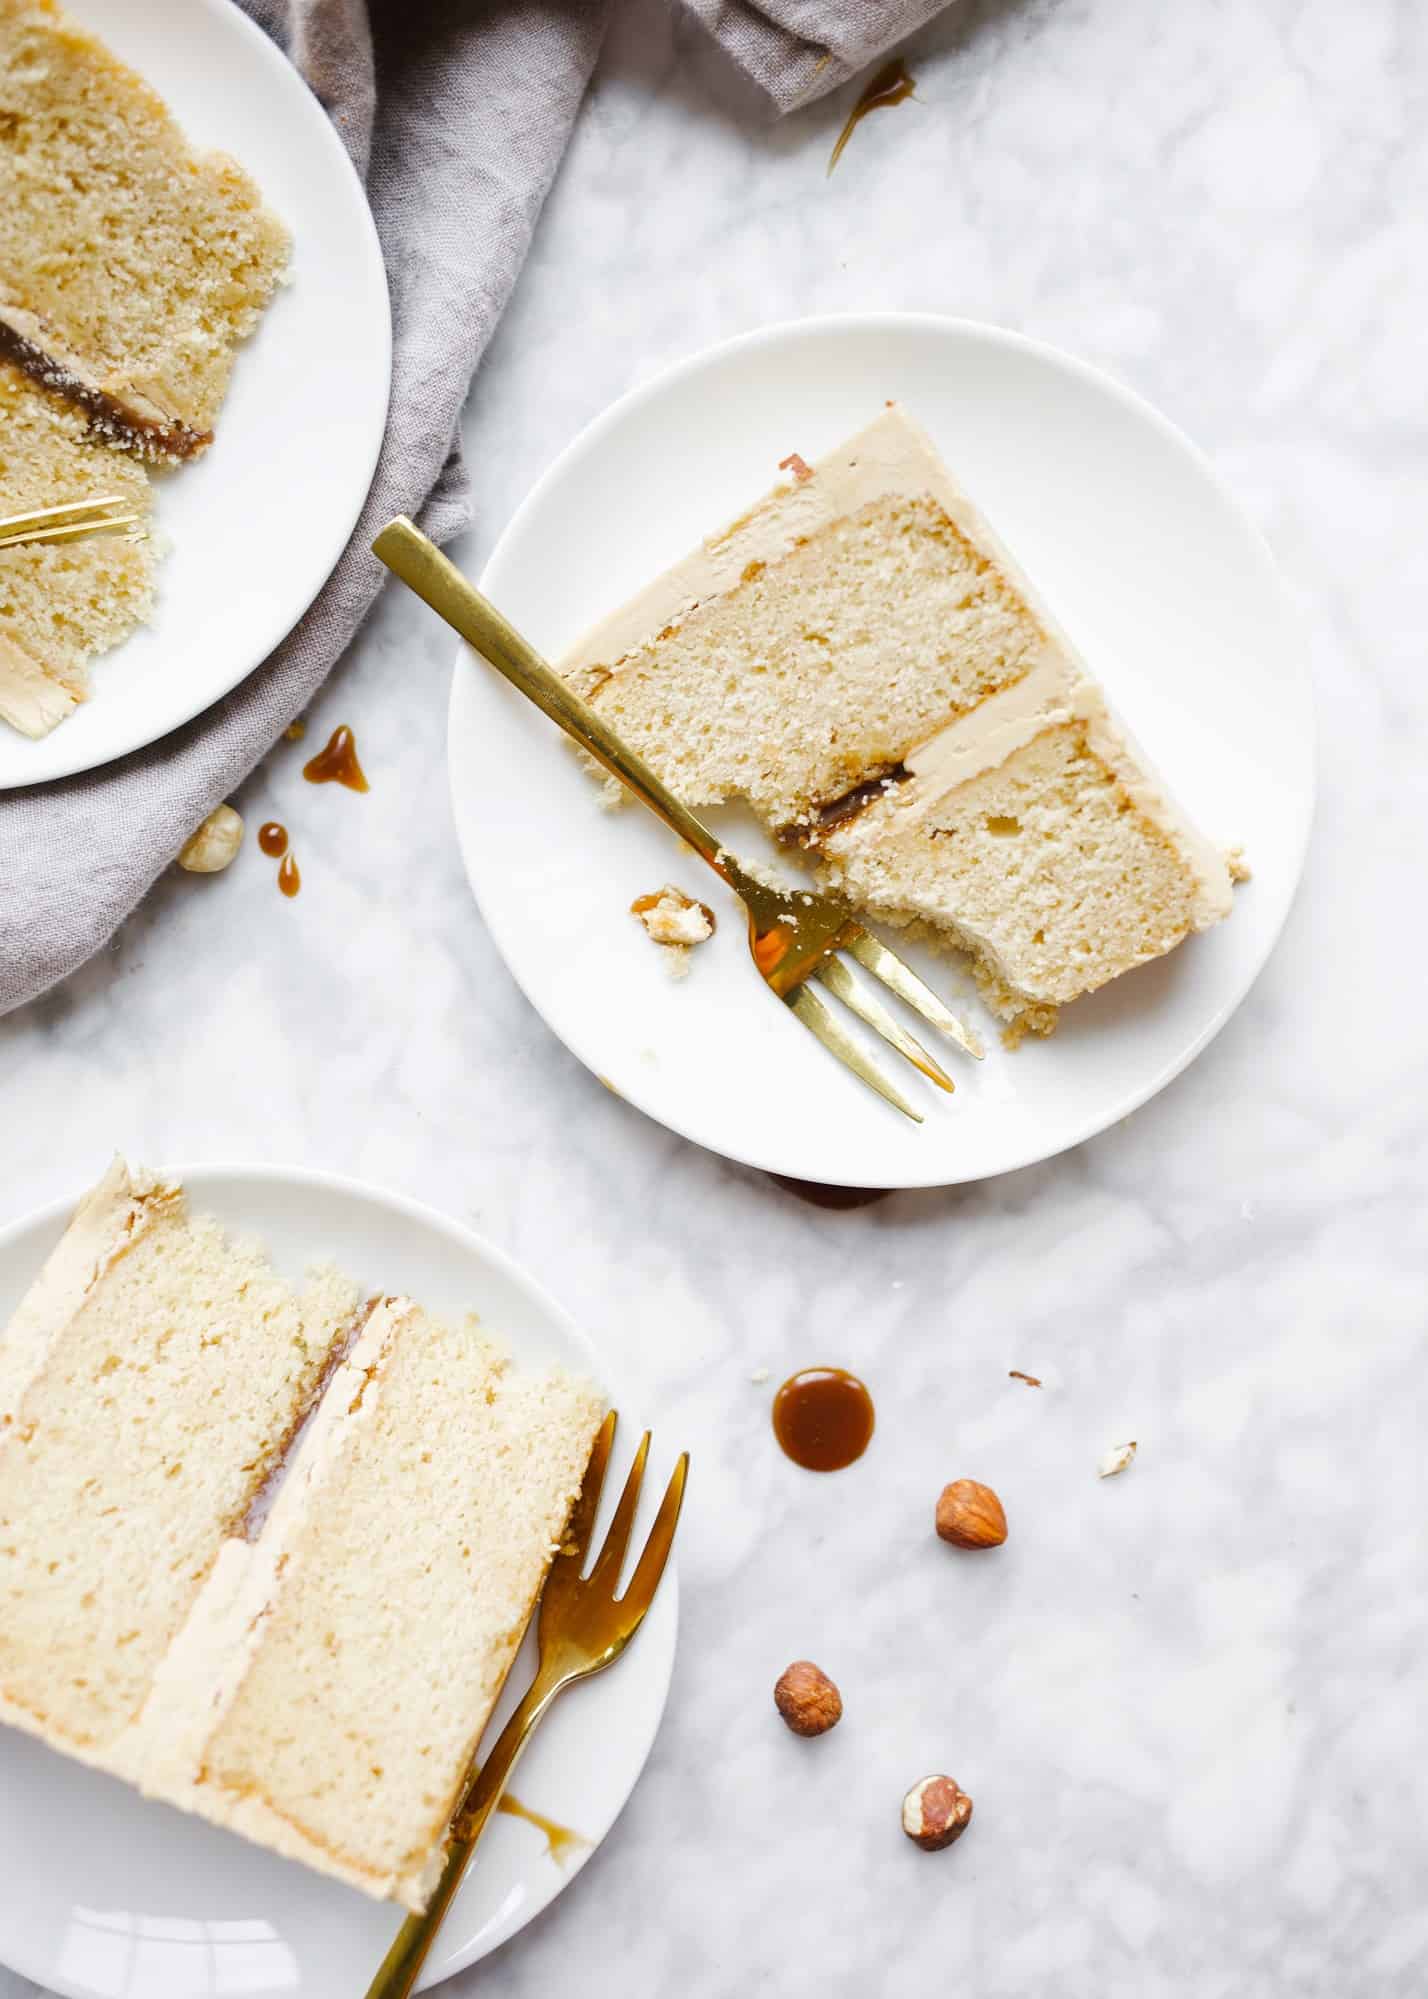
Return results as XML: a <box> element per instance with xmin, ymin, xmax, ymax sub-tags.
<box><xmin>448</xmin><ymin>310</ymin><xmax>1316</xmax><ymax>1189</ymax></box>
<box><xmin>1</xmin><ymin>0</ymin><xmax>393</xmax><ymax>790</ymax></box>
<box><xmin>0</xmin><ymin>1160</ymin><xmax>678</xmax><ymax>1996</ymax></box>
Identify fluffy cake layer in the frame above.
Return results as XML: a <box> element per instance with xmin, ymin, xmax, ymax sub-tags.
<box><xmin>0</xmin><ymin>0</ymin><xmax>290</xmax><ymax>460</ymax></box>
<box><xmin>0</xmin><ymin>1163</ymin><xmax>605</xmax><ymax>1912</ymax></box>
<box><xmin>182</xmin><ymin>1297</ymin><xmax>605</xmax><ymax>1909</ymax></box>
<box><xmin>0</xmin><ymin>1161</ymin><xmax>357</xmax><ymax>1753</ymax></box>
<box><xmin>823</xmin><ymin>719</ymin><xmax>1222</xmax><ymax>1029</ymax></box>
<box><xmin>0</xmin><ymin>360</ymin><xmax>156</xmax><ymax>737</ymax></box>
<box><xmin>570</xmin><ymin>490</ymin><xmax>1045</xmax><ymax>830</ymax></box>
<box><xmin>561</xmin><ymin>406</ymin><xmax>1236</xmax><ymax>1031</ymax></box>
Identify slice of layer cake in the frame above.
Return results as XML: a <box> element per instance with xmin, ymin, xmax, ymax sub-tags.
<box><xmin>560</xmin><ymin>405</ymin><xmax>1237</xmax><ymax>1035</ymax></box>
<box><xmin>0</xmin><ymin>1160</ymin><xmax>358</xmax><ymax>1758</ymax></box>
<box><xmin>167</xmin><ymin>1297</ymin><xmax>605</xmax><ymax>1909</ymax></box>
<box><xmin>0</xmin><ymin>1162</ymin><xmax>605</xmax><ymax>1911</ymax></box>
<box><xmin>0</xmin><ymin>0</ymin><xmax>290</xmax><ymax>462</ymax></box>
<box><xmin>0</xmin><ymin>359</ymin><xmax>156</xmax><ymax>737</ymax></box>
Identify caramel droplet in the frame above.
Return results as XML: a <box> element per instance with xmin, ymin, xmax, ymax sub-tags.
<box><xmin>828</xmin><ymin>58</ymin><xmax>916</xmax><ymax>176</ymax></box>
<box><xmin>277</xmin><ymin>851</ymin><xmax>301</xmax><ymax>898</ymax></box>
<box><xmin>302</xmin><ymin>724</ymin><xmax>369</xmax><ymax>792</ymax></box>
<box><xmin>496</xmin><ymin>1793</ymin><xmax>588</xmax><ymax>1866</ymax></box>
<box><xmin>772</xmin><ymin>1366</ymin><xmax>875</xmax><ymax>1471</ymax></box>
<box><xmin>257</xmin><ymin>821</ymin><xmax>288</xmax><ymax>858</ymax></box>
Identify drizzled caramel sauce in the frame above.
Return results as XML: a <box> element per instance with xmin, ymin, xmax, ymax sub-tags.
<box><xmin>828</xmin><ymin>58</ymin><xmax>916</xmax><ymax>176</ymax></box>
<box><xmin>302</xmin><ymin>724</ymin><xmax>369</xmax><ymax>792</ymax></box>
<box><xmin>497</xmin><ymin>1792</ymin><xmax>588</xmax><ymax>1865</ymax></box>
<box><xmin>772</xmin><ymin>1366</ymin><xmax>875</xmax><ymax>1471</ymax></box>
<box><xmin>771</xmin><ymin>1176</ymin><xmax>892</xmax><ymax>1210</ymax></box>
<box><xmin>277</xmin><ymin>851</ymin><xmax>301</xmax><ymax>898</ymax></box>
<box><xmin>257</xmin><ymin>821</ymin><xmax>288</xmax><ymax>858</ymax></box>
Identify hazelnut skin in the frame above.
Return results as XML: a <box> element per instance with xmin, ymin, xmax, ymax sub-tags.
<box><xmin>774</xmin><ymin>1660</ymin><xmax>843</xmax><ymax>1736</ymax></box>
<box><xmin>935</xmin><ymin>1478</ymin><xmax>1008</xmax><ymax>1549</ymax></box>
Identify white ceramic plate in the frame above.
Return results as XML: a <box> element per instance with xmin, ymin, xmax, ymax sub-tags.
<box><xmin>0</xmin><ymin>0</ymin><xmax>391</xmax><ymax>789</ymax></box>
<box><xmin>0</xmin><ymin>1168</ymin><xmax>678</xmax><ymax>1997</ymax></box>
<box><xmin>447</xmin><ymin>314</ymin><xmax>1313</xmax><ymax>1188</ymax></box>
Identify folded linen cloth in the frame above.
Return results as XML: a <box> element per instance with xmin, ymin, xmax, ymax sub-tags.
<box><xmin>0</xmin><ymin>0</ymin><xmax>950</xmax><ymax>1019</ymax></box>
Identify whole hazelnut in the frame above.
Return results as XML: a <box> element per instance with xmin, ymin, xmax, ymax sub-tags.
<box><xmin>935</xmin><ymin>1478</ymin><xmax>1007</xmax><ymax>1549</ymax></box>
<box><xmin>901</xmin><ymin>1774</ymin><xmax>973</xmax><ymax>1851</ymax></box>
<box><xmin>177</xmin><ymin>803</ymin><xmax>244</xmax><ymax>874</ymax></box>
<box><xmin>774</xmin><ymin>1660</ymin><xmax>843</xmax><ymax>1737</ymax></box>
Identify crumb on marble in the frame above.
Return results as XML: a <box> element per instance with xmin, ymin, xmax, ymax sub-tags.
<box><xmin>1097</xmin><ymin>1440</ymin><xmax>1137</xmax><ymax>1479</ymax></box>
<box><xmin>1008</xmin><ymin>1369</ymin><xmax>1042</xmax><ymax>1388</ymax></box>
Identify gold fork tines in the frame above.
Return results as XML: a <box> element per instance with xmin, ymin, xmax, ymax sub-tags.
<box><xmin>372</xmin><ymin>515</ymin><xmax>983</xmax><ymax>1122</ymax></box>
<box><xmin>365</xmin><ymin>1412</ymin><xmax>687</xmax><ymax>1999</ymax></box>
<box><xmin>0</xmin><ymin>494</ymin><xmax>144</xmax><ymax>551</ymax></box>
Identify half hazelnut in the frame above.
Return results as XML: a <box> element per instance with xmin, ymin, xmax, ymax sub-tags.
<box><xmin>901</xmin><ymin>1774</ymin><xmax>973</xmax><ymax>1850</ymax></box>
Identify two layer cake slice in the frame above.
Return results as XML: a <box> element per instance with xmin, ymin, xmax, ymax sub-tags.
<box><xmin>559</xmin><ymin>405</ymin><xmax>1238</xmax><ymax>1037</ymax></box>
<box><xmin>0</xmin><ymin>1162</ymin><xmax>605</xmax><ymax>1909</ymax></box>
<box><xmin>170</xmin><ymin>1295</ymin><xmax>604</xmax><ymax>1909</ymax></box>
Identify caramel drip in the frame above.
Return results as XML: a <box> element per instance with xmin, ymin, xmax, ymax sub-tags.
<box><xmin>772</xmin><ymin>1367</ymin><xmax>875</xmax><ymax>1471</ymax></box>
<box><xmin>0</xmin><ymin>315</ymin><xmax>210</xmax><ymax>462</ymax></box>
<box><xmin>239</xmin><ymin>1299</ymin><xmax>381</xmax><ymax>1542</ymax></box>
<box><xmin>257</xmin><ymin>821</ymin><xmax>288</xmax><ymax>858</ymax></box>
<box><xmin>497</xmin><ymin>1793</ymin><xmax>588</xmax><ymax>1866</ymax></box>
<box><xmin>827</xmin><ymin>59</ymin><xmax>916</xmax><ymax>176</ymax></box>
<box><xmin>801</xmin><ymin>763</ymin><xmax>911</xmax><ymax>843</ymax></box>
<box><xmin>302</xmin><ymin>724</ymin><xmax>369</xmax><ymax>792</ymax></box>
<box><xmin>277</xmin><ymin>852</ymin><xmax>301</xmax><ymax>898</ymax></box>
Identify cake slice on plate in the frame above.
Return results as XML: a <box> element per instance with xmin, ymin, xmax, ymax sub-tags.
<box><xmin>559</xmin><ymin>405</ymin><xmax>1239</xmax><ymax>1038</ymax></box>
<box><xmin>0</xmin><ymin>1161</ymin><xmax>605</xmax><ymax>1910</ymax></box>
<box><xmin>0</xmin><ymin>360</ymin><xmax>156</xmax><ymax>738</ymax></box>
<box><xmin>0</xmin><ymin>0</ymin><xmax>290</xmax><ymax>462</ymax></box>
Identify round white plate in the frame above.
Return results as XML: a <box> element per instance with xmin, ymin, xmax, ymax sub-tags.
<box><xmin>0</xmin><ymin>1168</ymin><xmax>678</xmax><ymax>1997</ymax></box>
<box><xmin>0</xmin><ymin>0</ymin><xmax>391</xmax><ymax>789</ymax></box>
<box><xmin>448</xmin><ymin>313</ymin><xmax>1313</xmax><ymax>1188</ymax></box>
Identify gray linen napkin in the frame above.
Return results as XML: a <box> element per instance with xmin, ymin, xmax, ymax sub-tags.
<box><xmin>0</xmin><ymin>0</ymin><xmax>948</xmax><ymax>1018</ymax></box>
<box><xmin>685</xmin><ymin>0</ymin><xmax>952</xmax><ymax>110</ymax></box>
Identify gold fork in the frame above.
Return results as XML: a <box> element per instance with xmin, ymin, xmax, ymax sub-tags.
<box><xmin>364</xmin><ymin>1412</ymin><xmax>687</xmax><ymax>1999</ymax></box>
<box><xmin>0</xmin><ymin>494</ymin><xmax>143</xmax><ymax>551</ymax></box>
<box><xmin>373</xmin><ymin>517</ymin><xmax>983</xmax><ymax>1122</ymax></box>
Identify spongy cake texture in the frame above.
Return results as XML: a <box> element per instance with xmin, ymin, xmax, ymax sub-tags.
<box><xmin>0</xmin><ymin>1160</ymin><xmax>357</xmax><ymax>1752</ymax></box>
<box><xmin>560</xmin><ymin>405</ymin><xmax>1236</xmax><ymax>1032</ymax></box>
<box><xmin>574</xmin><ymin>492</ymin><xmax>1046</xmax><ymax>831</ymax></box>
<box><xmin>0</xmin><ymin>360</ymin><xmax>155</xmax><ymax>737</ymax></box>
<box><xmin>0</xmin><ymin>1162</ymin><xmax>605</xmax><ymax>1912</ymax></box>
<box><xmin>194</xmin><ymin>1297</ymin><xmax>606</xmax><ymax>1908</ymax></box>
<box><xmin>0</xmin><ymin>0</ymin><xmax>290</xmax><ymax>459</ymax></box>
<box><xmin>822</xmin><ymin>721</ymin><xmax>1215</xmax><ymax>1033</ymax></box>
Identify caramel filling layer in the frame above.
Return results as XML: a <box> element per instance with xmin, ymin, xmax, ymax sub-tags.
<box><xmin>0</xmin><ymin>314</ymin><xmax>211</xmax><ymax>463</ymax></box>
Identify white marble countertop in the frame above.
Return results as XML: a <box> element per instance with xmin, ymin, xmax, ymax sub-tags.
<box><xmin>3</xmin><ymin>0</ymin><xmax>1426</xmax><ymax>1992</ymax></box>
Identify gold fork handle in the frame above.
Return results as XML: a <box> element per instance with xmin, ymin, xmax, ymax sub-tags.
<box><xmin>363</xmin><ymin>1675</ymin><xmax>559</xmax><ymax>1999</ymax></box>
<box><xmin>373</xmin><ymin>517</ymin><xmax>731</xmax><ymax>879</ymax></box>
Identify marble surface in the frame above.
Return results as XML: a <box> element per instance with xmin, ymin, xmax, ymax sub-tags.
<box><xmin>3</xmin><ymin>0</ymin><xmax>1426</xmax><ymax>1992</ymax></box>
